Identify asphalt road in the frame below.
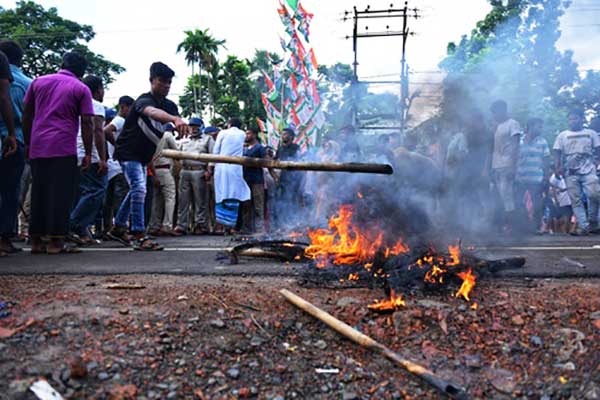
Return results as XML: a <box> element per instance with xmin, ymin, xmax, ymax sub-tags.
<box><xmin>1</xmin><ymin>234</ymin><xmax>599</xmax><ymax>277</ymax></box>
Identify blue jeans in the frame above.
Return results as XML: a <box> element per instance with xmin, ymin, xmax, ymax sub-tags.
<box><xmin>70</xmin><ymin>163</ymin><xmax>108</xmax><ymax>235</ymax></box>
<box><xmin>566</xmin><ymin>172</ymin><xmax>600</xmax><ymax>231</ymax></box>
<box><xmin>0</xmin><ymin>143</ymin><xmax>25</xmax><ymax>237</ymax></box>
<box><xmin>115</xmin><ymin>161</ymin><xmax>147</xmax><ymax>233</ymax></box>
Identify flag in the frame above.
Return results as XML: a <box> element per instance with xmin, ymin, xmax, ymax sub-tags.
<box><xmin>286</xmin><ymin>0</ymin><xmax>299</xmax><ymax>12</ymax></box>
<box><xmin>256</xmin><ymin>118</ymin><xmax>266</xmax><ymax>132</ymax></box>
<box><xmin>296</xmin><ymin>3</ymin><xmax>314</xmax><ymax>42</ymax></box>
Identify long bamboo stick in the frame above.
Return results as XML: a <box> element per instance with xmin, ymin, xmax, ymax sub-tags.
<box><xmin>280</xmin><ymin>289</ymin><xmax>469</xmax><ymax>399</ymax></box>
<box><xmin>161</xmin><ymin>149</ymin><xmax>393</xmax><ymax>175</ymax></box>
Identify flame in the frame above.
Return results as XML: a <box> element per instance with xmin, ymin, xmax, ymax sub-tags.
<box><xmin>368</xmin><ymin>290</ymin><xmax>405</xmax><ymax>312</ymax></box>
<box><xmin>447</xmin><ymin>244</ymin><xmax>461</xmax><ymax>266</ymax></box>
<box><xmin>305</xmin><ymin>205</ymin><xmax>408</xmax><ymax>268</ymax></box>
<box><xmin>455</xmin><ymin>268</ymin><xmax>476</xmax><ymax>301</ymax></box>
<box><xmin>424</xmin><ymin>264</ymin><xmax>446</xmax><ymax>284</ymax></box>
<box><xmin>471</xmin><ymin>302</ymin><xmax>478</xmax><ymax>310</ymax></box>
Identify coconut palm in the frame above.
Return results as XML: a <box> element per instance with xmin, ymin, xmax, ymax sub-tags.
<box><xmin>177</xmin><ymin>29</ymin><xmax>226</xmax><ymax>116</ymax></box>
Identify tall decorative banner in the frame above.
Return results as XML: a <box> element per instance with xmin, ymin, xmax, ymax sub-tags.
<box><xmin>259</xmin><ymin>0</ymin><xmax>324</xmax><ymax>150</ymax></box>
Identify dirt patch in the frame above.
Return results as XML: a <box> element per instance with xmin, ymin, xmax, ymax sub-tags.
<box><xmin>0</xmin><ymin>275</ymin><xmax>599</xmax><ymax>399</ymax></box>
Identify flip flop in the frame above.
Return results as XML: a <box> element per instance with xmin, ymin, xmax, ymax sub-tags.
<box><xmin>106</xmin><ymin>230</ymin><xmax>133</xmax><ymax>246</ymax></box>
<box><xmin>133</xmin><ymin>237</ymin><xmax>164</xmax><ymax>251</ymax></box>
<box><xmin>46</xmin><ymin>245</ymin><xmax>82</xmax><ymax>255</ymax></box>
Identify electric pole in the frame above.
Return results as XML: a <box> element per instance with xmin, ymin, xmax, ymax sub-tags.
<box><xmin>344</xmin><ymin>2</ymin><xmax>420</xmax><ymax>135</ymax></box>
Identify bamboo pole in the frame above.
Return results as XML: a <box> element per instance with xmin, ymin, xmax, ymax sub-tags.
<box><xmin>161</xmin><ymin>149</ymin><xmax>393</xmax><ymax>175</ymax></box>
<box><xmin>280</xmin><ymin>289</ymin><xmax>469</xmax><ymax>399</ymax></box>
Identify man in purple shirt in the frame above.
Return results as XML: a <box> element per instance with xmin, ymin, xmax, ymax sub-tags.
<box><xmin>22</xmin><ymin>52</ymin><xmax>95</xmax><ymax>255</ymax></box>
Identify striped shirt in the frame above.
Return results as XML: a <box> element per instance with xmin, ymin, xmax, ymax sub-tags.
<box><xmin>516</xmin><ymin>135</ymin><xmax>550</xmax><ymax>183</ymax></box>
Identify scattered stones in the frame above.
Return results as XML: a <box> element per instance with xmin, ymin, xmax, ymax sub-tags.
<box><xmin>98</xmin><ymin>372</ymin><xmax>110</xmax><ymax>381</ymax></box>
<box><xmin>314</xmin><ymin>340</ymin><xmax>327</xmax><ymax>350</ymax></box>
<box><xmin>227</xmin><ymin>368</ymin><xmax>240</xmax><ymax>379</ymax></box>
<box><xmin>530</xmin><ymin>335</ymin><xmax>543</xmax><ymax>347</ymax></box>
<box><xmin>511</xmin><ymin>315</ymin><xmax>525</xmax><ymax>326</ymax></box>
<box><xmin>342</xmin><ymin>390</ymin><xmax>359</xmax><ymax>400</ymax></box>
<box><xmin>464</xmin><ymin>354</ymin><xmax>482</xmax><ymax>369</ymax></box>
<box><xmin>119</xmin><ymin>308</ymin><xmax>130</xmax><ymax>315</ymax></box>
<box><xmin>210</xmin><ymin>319</ymin><xmax>225</xmax><ymax>328</ymax></box>
<box><xmin>336</xmin><ymin>297</ymin><xmax>360</xmax><ymax>307</ymax></box>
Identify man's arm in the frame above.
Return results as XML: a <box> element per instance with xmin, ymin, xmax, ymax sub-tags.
<box><xmin>93</xmin><ymin>115</ymin><xmax>107</xmax><ymax>175</ymax></box>
<box><xmin>554</xmin><ymin>150</ymin><xmax>563</xmax><ymax>177</ymax></box>
<box><xmin>80</xmin><ymin>115</ymin><xmax>94</xmax><ymax>170</ymax></box>
<box><xmin>142</xmin><ymin>106</ymin><xmax>190</xmax><ymax>135</ymax></box>
<box><xmin>0</xmin><ymin>79</ymin><xmax>16</xmax><ymax>156</ymax></box>
<box><xmin>103</xmin><ymin>124</ymin><xmax>117</xmax><ymax>145</ymax></box>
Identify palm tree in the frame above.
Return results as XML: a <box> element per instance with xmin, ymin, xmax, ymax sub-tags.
<box><xmin>177</xmin><ymin>29</ymin><xmax>225</xmax><ymax>117</ymax></box>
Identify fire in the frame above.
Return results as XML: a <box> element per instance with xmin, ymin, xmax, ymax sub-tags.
<box><xmin>305</xmin><ymin>205</ymin><xmax>409</xmax><ymax>268</ymax></box>
<box><xmin>471</xmin><ymin>302</ymin><xmax>478</xmax><ymax>310</ymax></box>
<box><xmin>447</xmin><ymin>243</ymin><xmax>461</xmax><ymax>266</ymax></box>
<box><xmin>455</xmin><ymin>268</ymin><xmax>476</xmax><ymax>301</ymax></box>
<box><xmin>368</xmin><ymin>290</ymin><xmax>405</xmax><ymax>312</ymax></box>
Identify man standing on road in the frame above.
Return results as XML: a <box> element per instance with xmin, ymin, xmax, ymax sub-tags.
<box><xmin>148</xmin><ymin>123</ymin><xmax>179</xmax><ymax>236</ymax></box>
<box><xmin>69</xmin><ymin>75</ymin><xmax>107</xmax><ymax>244</ymax></box>
<box><xmin>102</xmin><ymin>95</ymin><xmax>134</xmax><ymax>235</ymax></box>
<box><xmin>242</xmin><ymin>127</ymin><xmax>267</xmax><ymax>234</ymax></box>
<box><xmin>109</xmin><ymin>62</ymin><xmax>190</xmax><ymax>250</ymax></box>
<box><xmin>208</xmin><ymin>118</ymin><xmax>250</xmax><ymax>232</ymax></box>
<box><xmin>553</xmin><ymin>109</ymin><xmax>600</xmax><ymax>235</ymax></box>
<box><xmin>0</xmin><ymin>41</ymin><xmax>30</xmax><ymax>255</ymax></box>
<box><xmin>274</xmin><ymin>127</ymin><xmax>303</xmax><ymax>229</ymax></box>
<box><xmin>22</xmin><ymin>51</ymin><xmax>94</xmax><ymax>255</ymax></box>
<box><xmin>174</xmin><ymin>117</ymin><xmax>214</xmax><ymax>235</ymax></box>
<box><xmin>490</xmin><ymin>100</ymin><xmax>522</xmax><ymax>233</ymax></box>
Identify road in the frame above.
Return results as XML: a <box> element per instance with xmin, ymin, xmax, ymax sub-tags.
<box><xmin>0</xmin><ymin>233</ymin><xmax>599</xmax><ymax>278</ymax></box>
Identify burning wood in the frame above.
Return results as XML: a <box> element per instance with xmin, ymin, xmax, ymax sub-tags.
<box><xmin>301</xmin><ymin>204</ymin><xmax>525</xmax><ymax>308</ymax></box>
<box><xmin>227</xmin><ymin>240</ymin><xmax>308</xmax><ymax>264</ymax></box>
<box><xmin>161</xmin><ymin>149</ymin><xmax>394</xmax><ymax>174</ymax></box>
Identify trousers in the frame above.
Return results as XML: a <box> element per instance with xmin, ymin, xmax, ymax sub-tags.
<box><xmin>177</xmin><ymin>170</ymin><xmax>208</xmax><ymax>231</ymax></box>
<box><xmin>149</xmin><ymin>168</ymin><xmax>176</xmax><ymax>230</ymax></box>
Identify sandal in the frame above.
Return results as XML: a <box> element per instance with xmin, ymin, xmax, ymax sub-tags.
<box><xmin>133</xmin><ymin>237</ymin><xmax>164</xmax><ymax>251</ymax></box>
<box><xmin>47</xmin><ymin>245</ymin><xmax>82</xmax><ymax>255</ymax></box>
<box><xmin>106</xmin><ymin>227</ymin><xmax>132</xmax><ymax>246</ymax></box>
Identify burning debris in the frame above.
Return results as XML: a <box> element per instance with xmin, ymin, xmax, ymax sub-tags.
<box><xmin>300</xmin><ymin>203</ymin><xmax>525</xmax><ymax>311</ymax></box>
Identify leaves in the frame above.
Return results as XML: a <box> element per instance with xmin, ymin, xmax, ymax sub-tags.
<box><xmin>0</xmin><ymin>1</ymin><xmax>124</xmax><ymax>85</ymax></box>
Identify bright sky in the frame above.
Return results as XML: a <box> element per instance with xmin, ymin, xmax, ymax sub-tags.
<box><xmin>0</xmin><ymin>0</ymin><xmax>597</xmax><ymax>113</ymax></box>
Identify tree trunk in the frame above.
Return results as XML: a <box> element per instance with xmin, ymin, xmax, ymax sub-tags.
<box><xmin>192</xmin><ymin>62</ymin><xmax>198</xmax><ymax>115</ymax></box>
<box><xmin>198</xmin><ymin>60</ymin><xmax>203</xmax><ymax>116</ymax></box>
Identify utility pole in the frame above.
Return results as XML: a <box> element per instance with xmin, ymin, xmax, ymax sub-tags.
<box><xmin>344</xmin><ymin>2</ymin><xmax>420</xmax><ymax>135</ymax></box>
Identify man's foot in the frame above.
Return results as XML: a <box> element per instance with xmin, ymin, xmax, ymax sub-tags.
<box><xmin>30</xmin><ymin>236</ymin><xmax>46</xmax><ymax>254</ymax></box>
<box><xmin>589</xmin><ymin>223</ymin><xmax>600</xmax><ymax>234</ymax></box>
<box><xmin>0</xmin><ymin>238</ymin><xmax>22</xmax><ymax>254</ymax></box>
<box><xmin>193</xmin><ymin>225</ymin><xmax>209</xmax><ymax>235</ymax></box>
<box><xmin>133</xmin><ymin>236</ymin><xmax>164</xmax><ymax>251</ymax></box>
<box><xmin>172</xmin><ymin>228</ymin><xmax>186</xmax><ymax>237</ymax></box>
<box><xmin>106</xmin><ymin>226</ymin><xmax>132</xmax><ymax>246</ymax></box>
<box><xmin>570</xmin><ymin>228</ymin><xmax>590</xmax><ymax>236</ymax></box>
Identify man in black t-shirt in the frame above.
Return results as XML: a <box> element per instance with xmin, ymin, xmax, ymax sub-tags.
<box><xmin>241</xmin><ymin>127</ymin><xmax>267</xmax><ymax>233</ymax></box>
<box><xmin>0</xmin><ymin>50</ymin><xmax>16</xmax><ymax>160</ymax></box>
<box><xmin>274</xmin><ymin>127</ymin><xmax>303</xmax><ymax>229</ymax></box>
<box><xmin>109</xmin><ymin>62</ymin><xmax>190</xmax><ymax>250</ymax></box>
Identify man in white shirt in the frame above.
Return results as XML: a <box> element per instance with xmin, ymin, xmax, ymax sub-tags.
<box><xmin>490</xmin><ymin>100</ymin><xmax>522</xmax><ymax>232</ymax></box>
<box><xmin>102</xmin><ymin>95</ymin><xmax>133</xmax><ymax>235</ymax></box>
<box><xmin>553</xmin><ymin>109</ymin><xmax>600</xmax><ymax>235</ymax></box>
<box><xmin>69</xmin><ymin>75</ymin><xmax>107</xmax><ymax>243</ymax></box>
<box><xmin>207</xmin><ymin>118</ymin><xmax>250</xmax><ymax>231</ymax></box>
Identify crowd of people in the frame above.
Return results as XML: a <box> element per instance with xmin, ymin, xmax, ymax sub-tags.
<box><xmin>1</xmin><ymin>42</ymin><xmax>599</xmax><ymax>257</ymax></box>
<box><xmin>436</xmin><ymin>100</ymin><xmax>600</xmax><ymax>236</ymax></box>
<box><xmin>0</xmin><ymin>44</ymin><xmax>310</xmax><ymax>256</ymax></box>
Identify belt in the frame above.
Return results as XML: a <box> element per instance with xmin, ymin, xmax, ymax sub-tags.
<box><xmin>183</xmin><ymin>166</ymin><xmax>205</xmax><ymax>171</ymax></box>
<box><xmin>154</xmin><ymin>165</ymin><xmax>170</xmax><ymax>169</ymax></box>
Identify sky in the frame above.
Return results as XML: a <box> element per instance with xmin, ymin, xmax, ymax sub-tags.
<box><xmin>1</xmin><ymin>0</ymin><xmax>598</xmax><ymax>115</ymax></box>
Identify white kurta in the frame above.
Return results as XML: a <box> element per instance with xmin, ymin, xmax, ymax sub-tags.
<box><xmin>213</xmin><ymin>127</ymin><xmax>251</xmax><ymax>203</ymax></box>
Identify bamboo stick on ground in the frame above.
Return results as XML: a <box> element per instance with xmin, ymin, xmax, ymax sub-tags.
<box><xmin>280</xmin><ymin>289</ymin><xmax>469</xmax><ymax>399</ymax></box>
<box><xmin>161</xmin><ymin>149</ymin><xmax>393</xmax><ymax>175</ymax></box>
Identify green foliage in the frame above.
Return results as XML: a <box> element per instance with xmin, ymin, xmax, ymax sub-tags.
<box><xmin>439</xmin><ymin>0</ymin><xmax>578</xmax><ymax>136</ymax></box>
<box><xmin>0</xmin><ymin>1</ymin><xmax>124</xmax><ymax>84</ymax></box>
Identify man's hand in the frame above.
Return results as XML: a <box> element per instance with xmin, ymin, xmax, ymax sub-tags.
<box><xmin>2</xmin><ymin>135</ymin><xmax>17</xmax><ymax>157</ymax></box>
<box><xmin>173</xmin><ymin>117</ymin><xmax>191</xmax><ymax>136</ymax></box>
<box><xmin>81</xmin><ymin>154</ymin><xmax>92</xmax><ymax>171</ymax></box>
<box><xmin>97</xmin><ymin>160</ymin><xmax>108</xmax><ymax>176</ymax></box>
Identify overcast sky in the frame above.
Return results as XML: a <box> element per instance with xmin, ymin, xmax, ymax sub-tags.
<box><xmin>0</xmin><ymin>0</ymin><xmax>598</xmax><ymax>111</ymax></box>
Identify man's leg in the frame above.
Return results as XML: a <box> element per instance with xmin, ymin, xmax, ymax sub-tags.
<box><xmin>496</xmin><ymin>169</ymin><xmax>516</xmax><ymax>230</ymax></box>
<box><xmin>144</xmin><ymin>175</ymin><xmax>153</xmax><ymax>230</ymax></box>
<box><xmin>149</xmin><ymin>174</ymin><xmax>164</xmax><ymax>233</ymax></box>
<box><xmin>70</xmin><ymin>164</ymin><xmax>108</xmax><ymax>237</ymax></box>
<box><xmin>176</xmin><ymin>171</ymin><xmax>192</xmax><ymax>233</ymax></box>
<box><xmin>0</xmin><ymin>143</ymin><xmax>25</xmax><ymax>250</ymax></box>
<box><xmin>114</xmin><ymin>163</ymin><xmax>138</xmax><ymax>231</ymax></box>
<box><xmin>103</xmin><ymin>177</ymin><xmax>116</xmax><ymax>234</ymax></box>
<box><xmin>190</xmin><ymin>171</ymin><xmax>208</xmax><ymax>232</ymax></box>
<box><xmin>581</xmin><ymin>172</ymin><xmax>600</xmax><ymax>230</ymax></box>
<box><xmin>252</xmin><ymin>184</ymin><xmax>265</xmax><ymax>233</ymax></box>
<box><xmin>161</xmin><ymin>169</ymin><xmax>176</xmax><ymax>231</ymax></box>
<box><xmin>126</xmin><ymin>162</ymin><xmax>147</xmax><ymax>235</ymax></box>
<box><xmin>565</xmin><ymin>174</ymin><xmax>589</xmax><ymax>232</ymax></box>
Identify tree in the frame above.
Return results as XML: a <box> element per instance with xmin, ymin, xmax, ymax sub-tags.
<box><xmin>177</xmin><ymin>29</ymin><xmax>225</xmax><ymax>116</ymax></box>
<box><xmin>439</xmin><ymin>0</ymin><xmax>579</xmax><ymax>136</ymax></box>
<box><xmin>0</xmin><ymin>1</ymin><xmax>124</xmax><ymax>84</ymax></box>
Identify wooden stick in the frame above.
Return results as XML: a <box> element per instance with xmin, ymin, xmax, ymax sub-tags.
<box><xmin>280</xmin><ymin>289</ymin><xmax>469</xmax><ymax>399</ymax></box>
<box><xmin>161</xmin><ymin>149</ymin><xmax>393</xmax><ymax>175</ymax></box>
